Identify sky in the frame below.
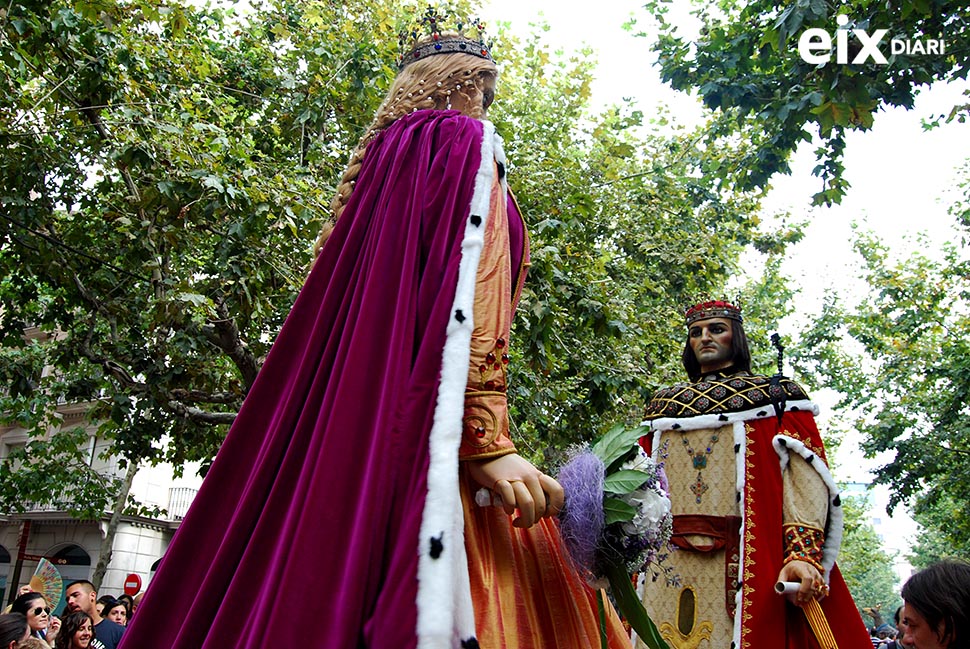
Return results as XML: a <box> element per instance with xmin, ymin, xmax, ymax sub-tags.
<box><xmin>482</xmin><ymin>0</ymin><xmax>968</xmax><ymax>448</ymax></box>
<box><xmin>481</xmin><ymin>0</ymin><xmax>970</xmax><ymax>567</ymax></box>
<box><xmin>480</xmin><ymin>0</ymin><xmax>969</xmax><ymax>282</ymax></box>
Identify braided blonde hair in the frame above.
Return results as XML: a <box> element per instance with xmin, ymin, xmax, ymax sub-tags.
<box><xmin>313</xmin><ymin>37</ymin><xmax>498</xmax><ymax>257</ymax></box>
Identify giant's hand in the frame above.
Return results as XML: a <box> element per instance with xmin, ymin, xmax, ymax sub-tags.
<box><xmin>467</xmin><ymin>453</ymin><xmax>565</xmax><ymax>529</ymax></box>
<box><xmin>778</xmin><ymin>559</ymin><xmax>828</xmax><ymax>606</ymax></box>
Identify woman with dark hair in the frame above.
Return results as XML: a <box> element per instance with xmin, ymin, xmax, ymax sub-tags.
<box><xmin>113</xmin><ymin>597</ymin><xmax>132</xmax><ymax>627</ymax></box>
<box><xmin>100</xmin><ymin>601</ymin><xmax>125</xmax><ymax>629</ymax></box>
<box><xmin>901</xmin><ymin>559</ymin><xmax>970</xmax><ymax>649</ymax></box>
<box><xmin>9</xmin><ymin>593</ymin><xmax>58</xmax><ymax>647</ymax></box>
<box><xmin>0</xmin><ymin>613</ymin><xmax>29</xmax><ymax>649</ymax></box>
<box><xmin>52</xmin><ymin>613</ymin><xmax>93</xmax><ymax>649</ymax></box>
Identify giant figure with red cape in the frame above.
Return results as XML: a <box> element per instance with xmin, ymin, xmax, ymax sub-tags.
<box><xmin>637</xmin><ymin>301</ymin><xmax>872</xmax><ymax>649</ymax></box>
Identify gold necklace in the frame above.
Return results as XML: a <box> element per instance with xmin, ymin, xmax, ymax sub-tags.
<box><xmin>682</xmin><ymin>431</ymin><xmax>720</xmax><ymax>504</ymax></box>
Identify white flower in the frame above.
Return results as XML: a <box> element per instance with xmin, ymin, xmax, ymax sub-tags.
<box><xmin>621</xmin><ymin>444</ymin><xmax>655</xmax><ymax>474</ymax></box>
<box><xmin>615</xmin><ymin>444</ymin><xmax>671</xmax><ymax>535</ymax></box>
<box><xmin>621</xmin><ymin>487</ymin><xmax>671</xmax><ymax>536</ymax></box>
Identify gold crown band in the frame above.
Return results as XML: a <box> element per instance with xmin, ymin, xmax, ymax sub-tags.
<box><xmin>397</xmin><ymin>6</ymin><xmax>492</xmax><ymax>70</ymax></box>
<box><xmin>684</xmin><ymin>300</ymin><xmax>742</xmax><ymax>326</ymax></box>
<box><xmin>399</xmin><ymin>37</ymin><xmax>493</xmax><ymax>69</ymax></box>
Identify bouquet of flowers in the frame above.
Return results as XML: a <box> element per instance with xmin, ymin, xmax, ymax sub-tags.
<box><xmin>557</xmin><ymin>423</ymin><xmax>673</xmax><ymax>649</ymax></box>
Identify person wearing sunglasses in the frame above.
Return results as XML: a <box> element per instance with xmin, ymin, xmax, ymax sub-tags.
<box><xmin>8</xmin><ymin>593</ymin><xmax>58</xmax><ymax>647</ymax></box>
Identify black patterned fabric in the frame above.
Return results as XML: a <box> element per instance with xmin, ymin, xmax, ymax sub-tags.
<box><xmin>644</xmin><ymin>370</ymin><xmax>809</xmax><ymax>419</ymax></box>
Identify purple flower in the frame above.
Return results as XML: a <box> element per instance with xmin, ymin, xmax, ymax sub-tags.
<box><xmin>557</xmin><ymin>448</ymin><xmax>605</xmax><ymax>575</ymax></box>
<box><xmin>657</xmin><ymin>464</ymin><xmax>669</xmax><ymax>493</ymax></box>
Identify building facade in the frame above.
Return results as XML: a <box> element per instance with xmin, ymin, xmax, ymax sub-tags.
<box><xmin>0</xmin><ymin>402</ymin><xmax>200</xmax><ymax>610</ymax></box>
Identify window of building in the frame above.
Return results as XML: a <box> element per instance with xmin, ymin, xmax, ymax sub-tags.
<box><xmin>51</xmin><ymin>544</ymin><xmax>91</xmax><ymax>615</ymax></box>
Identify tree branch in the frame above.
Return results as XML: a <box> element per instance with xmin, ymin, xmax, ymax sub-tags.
<box><xmin>168</xmin><ymin>388</ymin><xmax>241</xmax><ymax>405</ymax></box>
<box><xmin>77</xmin><ymin>334</ymin><xmax>240</xmax><ymax>425</ymax></box>
<box><xmin>940</xmin><ymin>443</ymin><xmax>970</xmax><ymax>457</ymax></box>
<box><xmin>201</xmin><ymin>297</ymin><xmax>260</xmax><ymax>390</ymax></box>
<box><xmin>167</xmin><ymin>401</ymin><xmax>237</xmax><ymax>425</ymax></box>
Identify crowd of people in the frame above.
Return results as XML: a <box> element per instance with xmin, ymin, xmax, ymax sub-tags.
<box><xmin>0</xmin><ymin>559</ymin><xmax>965</xmax><ymax>648</ymax></box>
<box><xmin>870</xmin><ymin>606</ymin><xmax>911</xmax><ymax>648</ymax></box>
<box><xmin>0</xmin><ymin>580</ymin><xmax>132</xmax><ymax>649</ymax></box>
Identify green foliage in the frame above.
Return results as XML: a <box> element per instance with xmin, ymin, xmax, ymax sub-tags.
<box><xmin>603</xmin><ymin>497</ymin><xmax>638</xmax><ymax>526</ymax></box>
<box><xmin>798</xmin><ymin>214</ymin><xmax>970</xmax><ymax>556</ymax></box>
<box><xmin>592</xmin><ymin>423</ymin><xmax>648</xmax><ymax>470</ymax></box>
<box><xmin>908</xmin><ymin>494</ymin><xmax>969</xmax><ymax>567</ymax></box>
<box><xmin>0</xmin><ymin>425</ymin><xmax>119</xmax><ymax>520</ymax></box>
<box><xmin>640</xmin><ymin>0</ymin><xmax>970</xmax><ymax>205</ymax></box>
<box><xmin>839</xmin><ymin>494</ymin><xmax>902</xmax><ymax>621</ymax></box>
<box><xmin>603</xmin><ymin>470</ymin><xmax>651</xmax><ymax>494</ymax></box>
<box><xmin>493</xmin><ymin>26</ymin><xmax>800</xmax><ymax>463</ymax></box>
<box><xmin>0</xmin><ymin>0</ymin><xmax>397</xmax><ymax>515</ymax></box>
<box><xmin>0</xmin><ymin>2</ymin><xmax>802</xmax><ymax>517</ymax></box>
<box><xmin>0</xmin><ymin>0</ymin><xmax>395</xmax><ymax>472</ymax></box>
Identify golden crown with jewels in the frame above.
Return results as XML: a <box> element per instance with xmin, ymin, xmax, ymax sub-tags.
<box><xmin>684</xmin><ymin>299</ymin><xmax>743</xmax><ymax>326</ymax></box>
<box><xmin>397</xmin><ymin>5</ymin><xmax>493</xmax><ymax>69</ymax></box>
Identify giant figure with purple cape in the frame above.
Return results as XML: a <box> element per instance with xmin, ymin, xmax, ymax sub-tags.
<box><xmin>121</xmin><ymin>21</ymin><xmax>628</xmax><ymax>649</ymax></box>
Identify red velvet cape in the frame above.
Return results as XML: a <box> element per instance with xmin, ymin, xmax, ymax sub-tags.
<box><xmin>643</xmin><ymin>391</ymin><xmax>873</xmax><ymax>649</ymax></box>
<box><xmin>742</xmin><ymin>413</ymin><xmax>872</xmax><ymax>648</ymax></box>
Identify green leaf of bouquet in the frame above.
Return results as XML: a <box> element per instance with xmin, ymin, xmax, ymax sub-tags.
<box><xmin>603</xmin><ymin>469</ymin><xmax>650</xmax><ymax>494</ymax></box>
<box><xmin>603</xmin><ymin>497</ymin><xmax>637</xmax><ymax>524</ymax></box>
<box><xmin>603</xmin><ymin>560</ymin><xmax>671</xmax><ymax>649</ymax></box>
<box><xmin>591</xmin><ymin>423</ymin><xmax>648</xmax><ymax>467</ymax></box>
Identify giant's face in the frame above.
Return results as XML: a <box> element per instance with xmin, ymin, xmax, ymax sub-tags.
<box><xmin>688</xmin><ymin>317</ymin><xmax>734</xmax><ymax>373</ymax></box>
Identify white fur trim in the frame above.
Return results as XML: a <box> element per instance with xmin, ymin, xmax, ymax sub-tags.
<box><xmin>416</xmin><ymin>120</ymin><xmax>502</xmax><ymax>649</ymax></box>
<box><xmin>643</xmin><ymin>399</ymin><xmax>819</xmax><ymax>434</ymax></box>
<box><xmin>772</xmin><ymin>435</ymin><xmax>844</xmax><ymax>581</ymax></box>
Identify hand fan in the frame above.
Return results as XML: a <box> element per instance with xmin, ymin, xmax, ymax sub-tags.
<box><xmin>28</xmin><ymin>558</ymin><xmax>63</xmax><ymax>612</ymax></box>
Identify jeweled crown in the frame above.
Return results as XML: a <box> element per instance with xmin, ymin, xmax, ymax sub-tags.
<box><xmin>684</xmin><ymin>300</ymin><xmax>743</xmax><ymax>326</ymax></box>
<box><xmin>397</xmin><ymin>5</ymin><xmax>493</xmax><ymax>70</ymax></box>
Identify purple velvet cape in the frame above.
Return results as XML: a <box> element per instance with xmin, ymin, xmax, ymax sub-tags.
<box><xmin>122</xmin><ymin>110</ymin><xmax>523</xmax><ymax>648</ymax></box>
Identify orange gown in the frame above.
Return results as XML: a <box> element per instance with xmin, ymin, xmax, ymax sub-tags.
<box><xmin>458</xmin><ymin>174</ymin><xmax>629</xmax><ymax>648</ymax></box>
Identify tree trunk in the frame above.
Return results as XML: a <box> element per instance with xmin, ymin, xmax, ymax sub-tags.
<box><xmin>91</xmin><ymin>461</ymin><xmax>139</xmax><ymax>591</ymax></box>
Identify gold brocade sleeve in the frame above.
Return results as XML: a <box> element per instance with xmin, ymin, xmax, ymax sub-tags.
<box><xmin>782</xmin><ymin>454</ymin><xmax>829</xmax><ymax>573</ymax></box>
<box><xmin>460</xmin><ymin>171</ymin><xmax>516</xmax><ymax>461</ymax></box>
